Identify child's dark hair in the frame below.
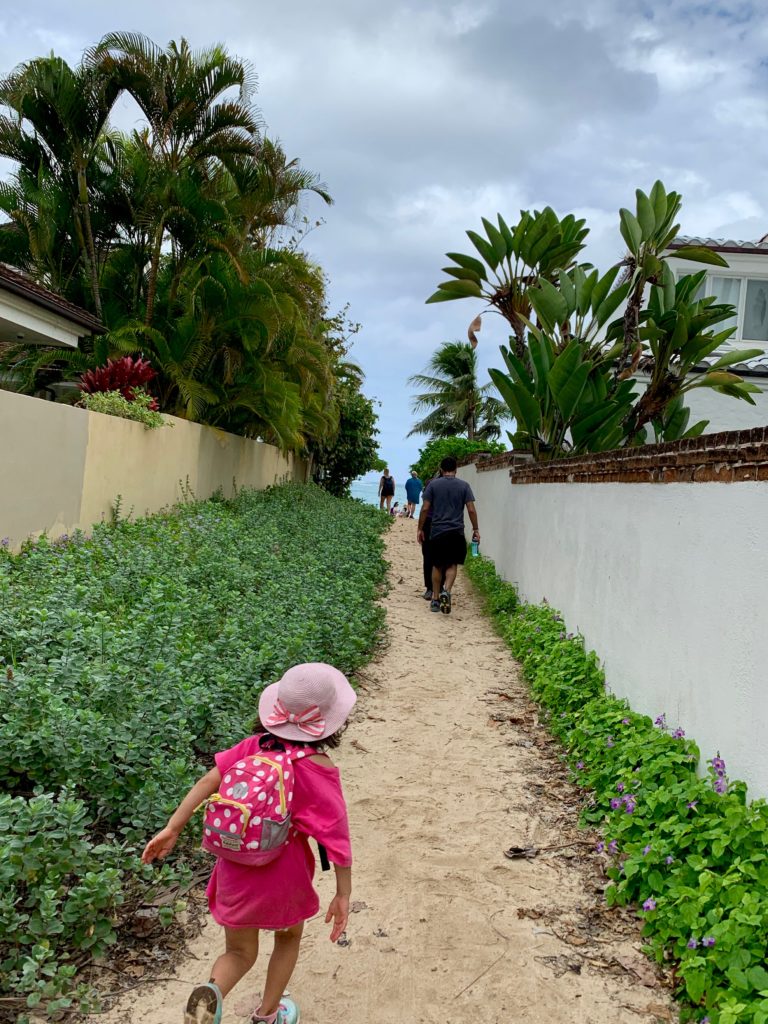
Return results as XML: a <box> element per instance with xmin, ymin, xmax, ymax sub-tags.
<box><xmin>251</xmin><ymin>717</ymin><xmax>347</xmax><ymax>750</ymax></box>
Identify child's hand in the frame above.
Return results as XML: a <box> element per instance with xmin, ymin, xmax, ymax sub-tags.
<box><xmin>325</xmin><ymin>894</ymin><xmax>350</xmax><ymax>942</ymax></box>
<box><xmin>141</xmin><ymin>826</ymin><xmax>180</xmax><ymax>864</ymax></box>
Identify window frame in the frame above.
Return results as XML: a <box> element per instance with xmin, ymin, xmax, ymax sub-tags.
<box><xmin>674</xmin><ymin>269</ymin><xmax>768</xmax><ymax>346</ymax></box>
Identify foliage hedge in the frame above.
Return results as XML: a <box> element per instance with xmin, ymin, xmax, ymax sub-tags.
<box><xmin>0</xmin><ymin>485</ymin><xmax>387</xmax><ymax>1020</ymax></box>
<box><xmin>465</xmin><ymin>554</ymin><xmax>768</xmax><ymax>1024</ymax></box>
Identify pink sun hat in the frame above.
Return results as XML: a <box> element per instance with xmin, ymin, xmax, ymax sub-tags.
<box><xmin>258</xmin><ymin>662</ymin><xmax>357</xmax><ymax>742</ymax></box>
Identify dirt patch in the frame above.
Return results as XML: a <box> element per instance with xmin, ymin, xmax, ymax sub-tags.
<box><xmin>95</xmin><ymin>519</ymin><xmax>673</xmax><ymax>1023</ymax></box>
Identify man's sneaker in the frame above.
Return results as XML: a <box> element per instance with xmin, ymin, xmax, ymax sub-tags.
<box><xmin>440</xmin><ymin>590</ymin><xmax>452</xmax><ymax>615</ymax></box>
<box><xmin>430</xmin><ymin>599</ymin><xmax>441</xmax><ymax>613</ymax></box>
<box><xmin>184</xmin><ymin>984</ymin><xmax>222</xmax><ymax>1024</ymax></box>
<box><xmin>423</xmin><ymin>587</ymin><xmax>432</xmax><ymax>600</ymax></box>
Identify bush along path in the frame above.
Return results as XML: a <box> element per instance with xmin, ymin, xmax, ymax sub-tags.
<box><xmin>0</xmin><ymin>485</ymin><xmax>387</xmax><ymax>1021</ymax></box>
<box><xmin>465</xmin><ymin>554</ymin><xmax>768</xmax><ymax>1024</ymax></box>
<box><xmin>99</xmin><ymin>519</ymin><xmax>671</xmax><ymax>1024</ymax></box>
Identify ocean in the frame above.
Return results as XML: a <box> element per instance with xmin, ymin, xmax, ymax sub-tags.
<box><xmin>349</xmin><ymin>478</ymin><xmax>384</xmax><ymax>506</ymax></box>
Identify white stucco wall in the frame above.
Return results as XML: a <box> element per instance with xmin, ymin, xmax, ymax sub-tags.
<box><xmin>0</xmin><ymin>389</ymin><xmax>308</xmax><ymax>547</ymax></box>
<box><xmin>460</xmin><ymin>461</ymin><xmax>768</xmax><ymax>797</ymax></box>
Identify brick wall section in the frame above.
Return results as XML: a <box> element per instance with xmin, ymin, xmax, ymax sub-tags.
<box><xmin>460</xmin><ymin>426</ymin><xmax>768</xmax><ymax>484</ymax></box>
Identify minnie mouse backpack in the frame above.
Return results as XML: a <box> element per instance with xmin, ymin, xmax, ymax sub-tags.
<box><xmin>201</xmin><ymin>736</ymin><xmax>312</xmax><ymax>865</ymax></box>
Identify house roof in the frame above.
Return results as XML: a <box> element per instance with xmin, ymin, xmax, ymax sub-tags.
<box><xmin>669</xmin><ymin>236</ymin><xmax>768</xmax><ymax>257</ymax></box>
<box><xmin>0</xmin><ymin>264</ymin><xmax>105</xmax><ymax>334</ymax></box>
<box><xmin>694</xmin><ymin>353</ymin><xmax>768</xmax><ymax>379</ymax></box>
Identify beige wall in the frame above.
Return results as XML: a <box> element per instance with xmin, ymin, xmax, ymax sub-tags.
<box><xmin>1</xmin><ymin>390</ymin><xmax>308</xmax><ymax>546</ymax></box>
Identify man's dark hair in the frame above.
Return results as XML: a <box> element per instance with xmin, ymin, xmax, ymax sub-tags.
<box><xmin>440</xmin><ymin>456</ymin><xmax>458</xmax><ymax>472</ymax></box>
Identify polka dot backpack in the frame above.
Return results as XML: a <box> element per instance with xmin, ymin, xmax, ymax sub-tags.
<box><xmin>201</xmin><ymin>736</ymin><xmax>313</xmax><ymax>865</ymax></box>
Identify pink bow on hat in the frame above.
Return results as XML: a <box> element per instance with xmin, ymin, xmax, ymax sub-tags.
<box><xmin>264</xmin><ymin>699</ymin><xmax>326</xmax><ymax>738</ymax></box>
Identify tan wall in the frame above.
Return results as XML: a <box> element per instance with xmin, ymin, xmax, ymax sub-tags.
<box><xmin>1</xmin><ymin>390</ymin><xmax>308</xmax><ymax>546</ymax></box>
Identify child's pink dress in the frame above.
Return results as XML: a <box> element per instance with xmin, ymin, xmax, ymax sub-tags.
<box><xmin>205</xmin><ymin>735</ymin><xmax>352</xmax><ymax>930</ymax></box>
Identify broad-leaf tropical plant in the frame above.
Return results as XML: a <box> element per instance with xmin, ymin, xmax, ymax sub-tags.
<box><xmin>426</xmin><ymin>207</ymin><xmax>588</xmax><ymax>359</ymax></box>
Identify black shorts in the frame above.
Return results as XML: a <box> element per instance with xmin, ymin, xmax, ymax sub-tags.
<box><xmin>429</xmin><ymin>529</ymin><xmax>467</xmax><ymax>569</ymax></box>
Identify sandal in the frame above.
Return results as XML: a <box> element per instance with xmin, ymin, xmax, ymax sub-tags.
<box><xmin>184</xmin><ymin>983</ymin><xmax>222</xmax><ymax>1024</ymax></box>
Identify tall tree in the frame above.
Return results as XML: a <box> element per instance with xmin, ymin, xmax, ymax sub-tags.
<box><xmin>408</xmin><ymin>340</ymin><xmax>505</xmax><ymax>440</ymax></box>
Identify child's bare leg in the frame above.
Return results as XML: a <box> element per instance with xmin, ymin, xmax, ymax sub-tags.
<box><xmin>258</xmin><ymin>923</ymin><xmax>304</xmax><ymax>1016</ymax></box>
<box><xmin>210</xmin><ymin>926</ymin><xmax>260</xmax><ymax>997</ymax></box>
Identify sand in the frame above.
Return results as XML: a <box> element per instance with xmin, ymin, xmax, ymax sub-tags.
<box><xmin>98</xmin><ymin>518</ymin><xmax>672</xmax><ymax>1024</ymax></box>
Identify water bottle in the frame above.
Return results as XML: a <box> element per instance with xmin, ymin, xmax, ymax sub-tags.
<box><xmin>471</xmin><ymin>537</ymin><xmax>480</xmax><ymax>557</ymax></box>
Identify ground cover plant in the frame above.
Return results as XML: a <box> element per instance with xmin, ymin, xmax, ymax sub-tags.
<box><xmin>465</xmin><ymin>554</ymin><xmax>768</xmax><ymax>1024</ymax></box>
<box><xmin>0</xmin><ymin>485</ymin><xmax>387</xmax><ymax>1020</ymax></box>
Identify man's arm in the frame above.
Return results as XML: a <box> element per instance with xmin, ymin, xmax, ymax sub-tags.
<box><xmin>466</xmin><ymin>500</ymin><xmax>480</xmax><ymax>540</ymax></box>
<box><xmin>417</xmin><ymin>498</ymin><xmax>431</xmax><ymax>542</ymax></box>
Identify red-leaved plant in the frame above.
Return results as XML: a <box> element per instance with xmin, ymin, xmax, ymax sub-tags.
<box><xmin>79</xmin><ymin>357</ymin><xmax>159</xmax><ymax>410</ymax></box>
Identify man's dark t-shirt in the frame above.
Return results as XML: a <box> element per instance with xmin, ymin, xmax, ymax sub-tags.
<box><xmin>422</xmin><ymin>477</ymin><xmax>475</xmax><ymax>538</ymax></box>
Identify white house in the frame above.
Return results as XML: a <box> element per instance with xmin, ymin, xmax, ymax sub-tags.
<box><xmin>665</xmin><ymin>236</ymin><xmax>768</xmax><ymax>431</ymax></box>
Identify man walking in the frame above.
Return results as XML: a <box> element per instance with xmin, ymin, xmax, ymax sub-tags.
<box><xmin>417</xmin><ymin>456</ymin><xmax>479</xmax><ymax>615</ymax></box>
<box><xmin>404</xmin><ymin>470</ymin><xmax>423</xmax><ymax>518</ymax></box>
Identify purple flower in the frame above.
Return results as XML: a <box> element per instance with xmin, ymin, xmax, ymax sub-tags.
<box><xmin>702</xmin><ymin>937</ymin><xmax>716</xmax><ymax>948</ymax></box>
<box><xmin>559</xmin><ymin>631</ymin><xmax>566</xmax><ymax>639</ymax></box>
<box><xmin>687</xmin><ymin>800</ymin><xmax>698</xmax><ymax>810</ymax></box>
<box><xmin>642</xmin><ymin>898</ymin><xmax>657</xmax><ymax>912</ymax></box>
<box><xmin>1</xmin><ymin>537</ymin><xmax>9</xmax><ymax>548</ymax></box>
<box><xmin>566</xmin><ymin>632</ymin><xmax>574</xmax><ymax>640</ymax></box>
<box><xmin>610</xmin><ymin>798</ymin><xmax>622</xmax><ymax>810</ymax></box>
<box><xmin>687</xmin><ymin>938</ymin><xmax>698</xmax><ymax>949</ymax></box>
<box><xmin>606</xmin><ymin>736</ymin><xmax>615</xmax><ymax>748</ymax></box>
<box><xmin>702</xmin><ymin>1018</ymin><xmax>710</xmax><ymax>1023</ymax></box>
<box><xmin>596</xmin><ymin>841</ymin><xmax>605</xmax><ymax>853</ymax></box>
<box><xmin>711</xmin><ymin>755</ymin><xmax>726</xmax><ymax>775</ymax></box>
<box><xmin>713</xmin><ymin>777</ymin><xmax>728</xmax><ymax>795</ymax></box>
<box><xmin>642</xmin><ymin>844</ymin><xmax>652</xmax><ymax>856</ymax></box>
<box><xmin>622</xmin><ymin>717</ymin><xmax>631</xmax><ymax>725</ymax></box>
<box><xmin>665</xmin><ymin>856</ymin><xmax>674</xmax><ymax>865</ymax></box>
<box><xmin>608</xmin><ymin>840</ymin><xmax>619</xmax><ymax>855</ymax></box>
<box><xmin>576</xmin><ymin>761</ymin><xmax>585</xmax><ymax>770</ymax></box>
<box><xmin>624</xmin><ymin>799</ymin><xmax>636</xmax><ymax>814</ymax></box>
<box><xmin>617</xmin><ymin>782</ymin><xmax>625</xmax><ymax>793</ymax></box>
<box><xmin>672</xmin><ymin>728</ymin><xmax>685</xmax><ymax>739</ymax></box>
<box><xmin>655</xmin><ymin>714</ymin><xmax>667</xmax><ymax>729</ymax></box>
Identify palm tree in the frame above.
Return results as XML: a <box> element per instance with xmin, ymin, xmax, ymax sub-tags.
<box><xmin>408</xmin><ymin>340</ymin><xmax>506</xmax><ymax>440</ymax></box>
<box><xmin>0</xmin><ymin>55</ymin><xmax>120</xmax><ymax>317</ymax></box>
<box><xmin>88</xmin><ymin>33</ymin><xmax>259</xmax><ymax>326</ymax></box>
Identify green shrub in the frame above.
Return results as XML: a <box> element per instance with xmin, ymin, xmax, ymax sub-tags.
<box><xmin>410</xmin><ymin>435</ymin><xmax>505</xmax><ymax>480</ymax></box>
<box><xmin>80</xmin><ymin>388</ymin><xmax>166</xmax><ymax>428</ymax></box>
<box><xmin>0</xmin><ymin>484</ymin><xmax>387</xmax><ymax>1017</ymax></box>
<box><xmin>466</xmin><ymin>555</ymin><xmax>768</xmax><ymax>1024</ymax></box>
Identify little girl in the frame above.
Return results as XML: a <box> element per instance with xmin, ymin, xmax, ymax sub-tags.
<box><xmin>142</xmin><ymin>662</ymin><xmax>356</xmax><ymax>1024</ymax></box>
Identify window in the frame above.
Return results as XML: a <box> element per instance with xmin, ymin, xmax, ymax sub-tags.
<box><xmin>675</xmin><ymin>269</ymin><xmax>768</xmax><ymax>345</ymax></box>
<box><xmin>743</xmin><ymin>279</ymin><xmax>768</xmax><ymax>342</ymax></box>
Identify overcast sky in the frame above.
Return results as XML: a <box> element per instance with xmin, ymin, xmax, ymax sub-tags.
<box><xmin>2</xmin><ymin>0</ymin><xmax>767</xmax><ymax>481</ymax></box>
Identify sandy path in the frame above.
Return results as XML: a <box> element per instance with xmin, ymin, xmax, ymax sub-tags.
<box><xmin>100</xmin><ymin>519</ymin><xmax>671</xmax><ymax>1023</ymax></box>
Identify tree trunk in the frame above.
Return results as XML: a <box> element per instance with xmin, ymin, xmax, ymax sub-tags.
<box><xmin>77</xmin><ymin>166</ymin><xmax>103</xmax><ymax>321</ymax></box>
<box><xmin>145</xmin><ymin>226</ymin><xmax>164</xmax><ymax>327</ymax></box>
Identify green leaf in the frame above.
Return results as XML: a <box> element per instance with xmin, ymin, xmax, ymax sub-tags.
<box><xmin>434</xmin><ymin>279</ymin><xmax>484</xmax><ymax>298</ymax></box>
<box><xmin>489</xmin><ymin>367</ymin><xmax>541</xmax><ymax>432</ymax></box>
<box><xmin>706</xmin><ymin>347</ymin><xmax>764</xmax><ymax>371</ymax></box>
<box><xmin>593</xmin><ymin>279</ymin><xmax>631</xmax><ymax>327</ymax></box>
<box><xmin>482</xmin><ymin>217</ymin><xmax>507</xmax><ymax>263</ymax></box>
<box><xmin>747</xmin><ymin>966</ymin><xmax>768</xmax><ymax>991</ymax></box>
<box><xmin>619</xmin><ymin>208</ymin><xmax>642</xmax><ymax>256</ymax></box>
<box><xmin>549</xmin><ymin>341</ymin><xmax>592</xmax><ymax>422</ymax></box>
<box><xmin>445</xmin><ymin>252</ymin><xmax>488</xmax><ymax>280</ymax></box>
<box><xmin>591</xmin><ymin>265</ymin><xmax>621</xmax><ymax>312</ymax></box>
<box><xmin>499</xmin><ymin>345</ymin><xmax>535</xmax><ymax>394</ymax></box>
<box><xmin>674</xmin><ymin>245</ymin><xmax>729</xmax><ymax>268</ymax></box>
<box><xmin>426</xmin><ymin>289</ymin><xmax>463</xmax><ymax>304</ymax></box>
<box><xmin>650</xmin><ymin>180</ymin><xmax>668</xmax><ymax>230</ymax></box>
<box><xmin>466</xmin><ymin>229</ymin><xmax>500</xmax><ymax>270</ymax></box>
<box><xmin>682</xmin><ymin>419</ymin><xmax>708</xmax><ymax>438</ymax></box>
<box><xmin>441</xmin><ymin>267</ymin><xmax>483</xmax><ymax>284</ymax></box>
<box><xmin>529</xmin><ymin>279</ymin><xmax>569</xmax><ymax>331</ymax></box>
<box><xmin>635</xmin><ymin>189</ymin><xmax>656</xmax><ymax>240</ymax></box>
<box><xmin>497</xmin><ymin>214</ymin><xmax>515</xmax><ymax>258</ymax></box>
